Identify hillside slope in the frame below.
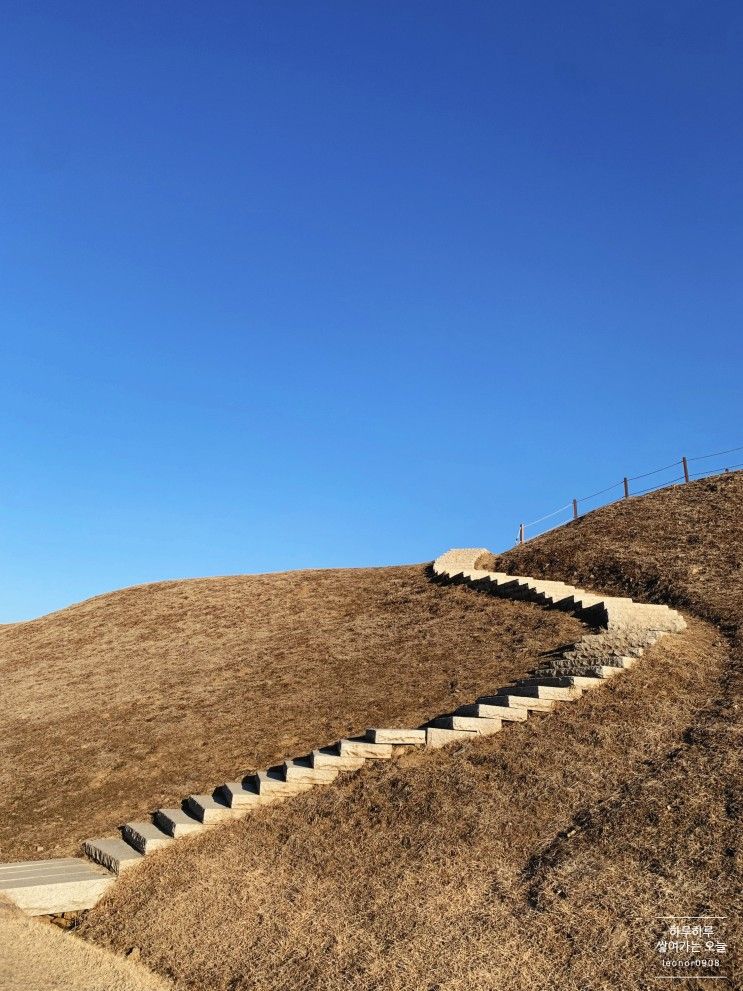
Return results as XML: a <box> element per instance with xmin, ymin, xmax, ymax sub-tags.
<box><xmin>0</xmin><ymin>897</ymin><xmax>172</xmax><ymax>991</ymax></box>
<box><xmin>0</xmin><ymin>565</ymin><xmax>580</xmax><ymax>860</ymax></box>
<box><xmin>484</xmin><ymin>470</ymin><xmax>742</xmax><ymax>637</ymax></box>
<box><xmin>80</xmin><ymin>476</ymin><xmax>741</xmax><ymax>990</ymax></box>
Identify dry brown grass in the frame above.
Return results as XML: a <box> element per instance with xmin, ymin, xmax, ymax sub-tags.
<box><xmin>80</xmin><ymin>622</ymin><xmax>734</xmax><ymax>990</ymax></box>
<box><xmin>0</xmin><ymin>897</ymin><xmax>171</xmax><ymax>991</ymax></box>
<box><xmin>80</xmin><ymin>474</ymin><xmax>741</xmax><ymax>990</ymax></box>
<box><xmin>0</xmin><ymin>564</ymin><xmax>581</xmax><ymax>860</ymax></box>
<box><xmin>481</xmin><ymin>471</ymin><xmax>743</xmax><ymax>634</ymax></box>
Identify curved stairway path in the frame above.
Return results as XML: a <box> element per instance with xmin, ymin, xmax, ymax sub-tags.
<box><xmin>1</xmin><ymin>549</ymin><xmax>686</xmax><ymax>915</ymax></box>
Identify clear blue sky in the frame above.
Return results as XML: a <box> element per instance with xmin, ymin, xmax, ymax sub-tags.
<box><xmin>1</xmin><ymin>2</ymin><xmax>741</xmax><ymax>621</ymax></box>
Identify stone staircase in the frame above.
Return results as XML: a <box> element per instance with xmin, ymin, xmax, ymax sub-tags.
<box><xmin>1</xmin><ymin>548</ymin><xmax>686</xmax><ymax>915</ymax></box>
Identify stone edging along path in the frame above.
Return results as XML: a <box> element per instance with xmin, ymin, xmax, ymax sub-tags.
<box><xmin>1</xmin><ymin>549</ymin><xmax>686</xmax><ymax>916</ymax></box>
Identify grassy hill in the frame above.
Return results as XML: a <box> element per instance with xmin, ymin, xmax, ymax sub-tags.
<box><xmin>482</xmin><ymin>469</ymin><xmax>742</xmax><ymax>638</ymax></box>
<box><xmin>78</xmin><ymin>473</ymin><xmax>741</xmax><ymax>990</ymax></box>
<box><xmin>0</xmin><ymin>565</ymin><xmax>580</xmax><ymax>860</ymax></box>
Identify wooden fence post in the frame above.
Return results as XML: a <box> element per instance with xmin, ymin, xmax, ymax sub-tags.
<box><xmin>573</xmin><ymin>498</ymin><xmax>578</xmax><ymax>519</ymax></box>
<box><xmin>682</xmin><ymin>456</ymin><xmax>689</xmax><ymax>483</ymax></box>
<box><xmin>519</xmin><ymin>523</ymin><xmax>525</xmax><ymax>545</ymax></box>
<box><xmin>623</xmin><ymin>477</ymin><xmax>629</xmax><ymax>498</ymax></box>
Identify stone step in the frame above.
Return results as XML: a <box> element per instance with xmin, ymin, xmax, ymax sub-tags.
<box><xmin>154</xmin><ymin>807</ymin><xmax>207</xmax><ymax>837</ymax></box>
<box><xmin>338</xmin><ymin>738</ymin><xmax>394</xmax><ymax>760</ymax></box>
<box><xmin>83</xmin><ymin>837</ymin><xmax>143</xmax><ymax>874</ymax></box>
<box><xmin>574</xmin><ymin>603</ymin><xmax>608</xmax><ymax>623</ymax></box>
<box><xmin>425</xmin><ymin>726</ymin><xmax>477</xmax><ymax>749</ymax></box>
<box><xmin>613</xmin><ymin>655</ymin><xmax>637</xmax><ymax>668</ymax></box>
<box><xmin>483</xmin><ymin>571</ymin><xmax>510</xmax><ymax>583</ymax></box>
<box><xmin>456</xmin><ymin>702</ymin><xmax>528</xmax><ymax>721</ymax></box>
<box><xmin>219</xmin><ymin>780</ymin><xmax>265</xmax><ymax>808</ymax></box>
<box><xmin>248</xmin><ymin>770</ymin><xmax>315</xmax><ymax>796</ymax></box>
<box><xmin>490</xmin><ymin>577</ymin><xmax>534</xmax><ymax>597</ymax></box>
<box><xmin>573</xmin><ymin>590</ymin><xmax>605</xmax><ymax>608</ymax></box>
<box><xmin>430</xmin><ymin>715</ymin><xmax>502</xmax><ymax>735</ymax></box>
<box><xmin>0</xmin><ymin>858</ymin><xmax>114</xmax><ymax>916</ymax></box>
<box><xmin>529</xmin><ymin>582</ymin><xmax>576</xmax><ymax>606</ymax></box>
<box><xmin>520</xmin><ymin>675</ymin><xmax>604</xmax><ymax>690</ymax></box>
<box><xmin>185</xmin><ymin>794</ymin><xmax>244</xmax><ymax>823</ymax></box>
<box><xmin>309</xmin><ymin>746</ymin><xmax>366</xmax><ymax>771</ymax></box>
<box><xmin>467</xmin><ymin>571</ymin><xmax>507</xmax><ymax>587</ymax></box>
<box><xmin>478</xmin><ymin>693</ymin><xmax>555</xmax><ymax>712</ymax></box>
<box><xmin>531</xmin><ymin>578</ymin><xmax>574</xmax><ymax>591</ymax></box>
<box><xmin>122</xmin><ymin>821</ymin><xmax>174</xmax><ymax>854</ymax></box>
<box><xmin>502</xmin><ymin>684</ymin><xmax>582</xmax><ymax>701</ymax></box>
<box><xmin>573</xmin><ymin>655</ymin><xmax>634</xmax><ymax>670</ymax></box>
<box><xmin>282</xmin><ymin>758</ymin><xmax>339</xmax><ymax>784</ymax></box>
<box><xmin>567</xmin><ymin>665</ymin><xmax>625</xmax><ymax>679</ymax></box>
<box><xmin>553</xmin><ymin>593</ymin><xmax>600</xmax><ymax>615</ymax></box>
<box><xmin>460</xmin><ymin>569</ymin><xmax>492</xmax><ymax>581</ymax></box>
<box><xmin>365</xmin><ymin>728</ymin><xmax>427</xmax><ymax>746</ymax></box>
<box><xmin>0</xmin><ymin>858</ymin><xmax>90</xmax><ymax>877</ymax></box>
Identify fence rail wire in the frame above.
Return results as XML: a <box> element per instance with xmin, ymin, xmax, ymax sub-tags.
<box><xmin>689</xmin><ymin>444</ymin><xmax>743</xmax><ymax>462</ymax></box>
<box><xmin>627</xmin><ymin>461</ymin><xmax>681</xmax><ymax>482</ymax></box>
<box><xmin>517</xmin><ymin>446</ymin><xmax>742</xmax><ymax>545</ymax></box>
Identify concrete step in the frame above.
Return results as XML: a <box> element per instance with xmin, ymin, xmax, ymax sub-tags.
<box><xmin>0</xmin><ymin>858</ymin><xmax>114</xmax><ymax>916</ymax></box>
<box><xmin>365</xmin><ymin>728</ymin><xmax>427</xmax><ymax>746</ymax></box>
<box><xmin>219</xmin><ymin>780</ymin><xmax>265</xmax><ymax>808</ymax></box>
<box><xmin>425</xmin><ymin>726</ymin><xmax>477</xmax><ymax>749</ymax></box>
<box><xmin>122</xmin><ymin>821</ymin><xmax>174</xmax><ymax>854</ymax></box>
<box><xmin>83</xmin><ymin>837</ymin><xmax>143</xmax><ymax>874</ymax></box>
<box><xmin>456</xmin><ymin>701</ymin><xmax>528</xmax><ymax>721</ymax></box>
<box><xmin>503</xmin><ymin>684</ymin><xmax>582</xmax><ymax>701</ymax></box>
<box><xmin>309</xmin><ymin>746</ymin><xmax>366</xmax><ymax>771</ymax></box>
<box><xmin>282</xmin><ymin>758</ymin><xmax>339</xmax><ymax>784</ymax></box>
<box><xmin>154</xmin><ymin>807</ymin><xmax>208</xmax><ymax>837</ymax></box>
<box><xmin>478</xmin><ymin>693</ymin><xmax>555</xmax><ymax>712</ymax></box>
<box><xmin>185</xmin><ymin>794</ymin><xmax>244</xmax><ymax>823</ymax></box>
<box><xmin>338</xmin><ymin>738</ymin><xmax>394</xmax><ymax>760</ymax></box>
<box><xmin>430</xmin><ymin>715</ymin><xmax>502</xmax><ymax>735</ymax></box>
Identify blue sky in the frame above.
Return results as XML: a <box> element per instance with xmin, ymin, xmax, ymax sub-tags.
<box><xmin>1</xmin><ymin>1</ymin><xmax>741</xmax><ymax>621</ymax></box>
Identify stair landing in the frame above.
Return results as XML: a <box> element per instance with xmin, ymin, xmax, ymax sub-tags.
<box><xmin>0</xmin><ymin>857</ymin><xmax>114</xmax><ymax>916</ymax></box>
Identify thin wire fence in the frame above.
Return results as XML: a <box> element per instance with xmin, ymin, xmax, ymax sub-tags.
<box><xmin>517</xmin><ymin>444</ymin><xmax>743</xmax><ymax>545</ymax></box>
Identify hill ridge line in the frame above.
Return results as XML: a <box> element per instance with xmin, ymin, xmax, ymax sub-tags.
<box><xmin>1</xmin><ymin>549</ymin><xmax>686</xmax><ymax>917</ymax></box>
